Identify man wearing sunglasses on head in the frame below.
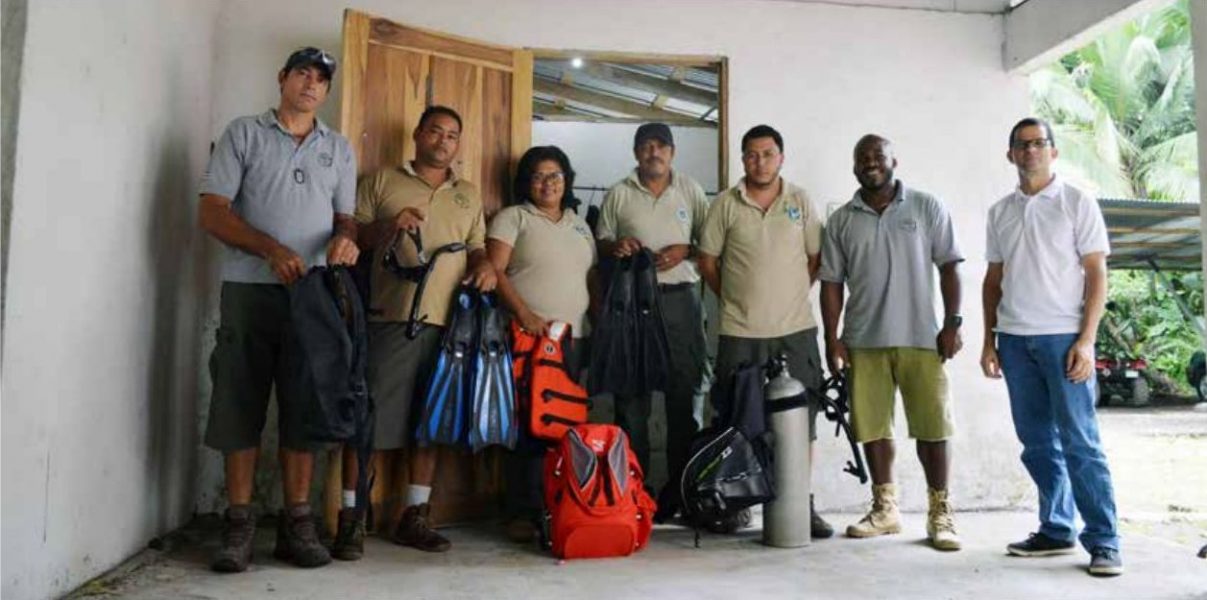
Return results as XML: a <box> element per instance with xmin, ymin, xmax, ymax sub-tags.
<box><xmin>198</xmin><ymin>47</ymin><xmax>358</xmax><ymax>572</ymax></box>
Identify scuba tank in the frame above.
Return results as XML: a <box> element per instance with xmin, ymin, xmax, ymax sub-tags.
<box><xmin>762</xmin><ymin>355</ymin><xmax>812</xmax><ymax>548</ymax></box>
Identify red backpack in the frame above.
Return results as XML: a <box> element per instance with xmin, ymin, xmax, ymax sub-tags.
<box><xmin>543</xmin><ymin>424</ymin><xmax>656</xmax><ymax>559</ymax></box>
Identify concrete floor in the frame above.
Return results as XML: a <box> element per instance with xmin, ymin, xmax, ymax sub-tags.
<box><xmin>71</xmin><ymin>510</ymin><xmax>1206</xmax><ymax>600</ymax></box>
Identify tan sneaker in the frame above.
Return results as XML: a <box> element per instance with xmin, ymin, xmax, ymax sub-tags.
<box><xmin>846</xmin><ymin>483</ymin><xmax>902</xmax><ymax>538</ymax></box>
<box><xmin>926</xmin><ymin>488</ymin><xmax>961</xmax><ymax>551</ymax></box>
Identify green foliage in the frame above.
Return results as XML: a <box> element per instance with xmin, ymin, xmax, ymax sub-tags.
<box><xmin>1100</xmin><ymin>270</ymin><xmax>1204</xmax><ymax>393</ymax></box>
<box><xmin>1033</xmin><ymin>0</ymin><xmax>1204</xmax><ymax>394</ymax></box>
<box><xmin>1030</xmin><ymin>0</ymin><xmax>1198</xmax><ymax>201</ymax></box>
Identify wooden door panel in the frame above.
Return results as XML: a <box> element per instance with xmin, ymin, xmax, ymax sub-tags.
<box><xmin>332</xmin><ymin>9</ymin><xmax>533</xmax><ymax>533</ymax></box>
<box><xmin>480</xmin><ymin>68</ymin><xmax>512</xmax><ymax>214</ymax></box>
<box><xmin>360</xmin><ymin>45</ymin><xmax>426</xmax><ymax>174</ymax></box>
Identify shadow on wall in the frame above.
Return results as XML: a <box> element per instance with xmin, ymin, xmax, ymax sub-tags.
<box><xmin>143</xmin><ymin>61</ymin><xmax>209</xmax><ymax>534</ymax></box>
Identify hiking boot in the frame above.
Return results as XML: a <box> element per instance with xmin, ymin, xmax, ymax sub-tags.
<box><xmin>393</xmin><ymin>503</ymin><xmax>451</xmax><ymax>552</ymax></box>
<box><xmin>1088</xmin><ymin>546</ymin><xmax>1124</xmax><ymax>577</ymax></box>
<box><xmin>331</xmin><ymin>507</ymin><xmax>365</xmax><ymax>561</ymax></box>
<box><xmin>504</xmin><ymin>517</ymin><xmax>538</xmax><ymax>544</ymax></box>
<box><xmin>211</xmin><ymin>505</ymin><xmax>256</xmax><ymax>573</ymax></box>
<box><xmin>1006</xmin><ymin>532</ymin><xmax>1076</xmax><ymax>557</ymax></box>
<box><xmin>811</xmin><ymin>494</ymin><xmax>833</xmax><ymax>539</ymax></box>
<box><xmin>846</xmin><ymin>483</ymin><xmax>902</xmax><ymax>538</ymax></box>
<box><xmin>273</xmin><ymin>503</ymin><xmax>332</xmax><ymax>568</ymax></box>
<box><xmin>926</xmin><ymin>488</ymin><xmax>961</xmax><ymax>551</ymax></box>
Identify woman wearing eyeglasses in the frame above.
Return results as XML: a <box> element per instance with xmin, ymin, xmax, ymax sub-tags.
<box><xmin>486</xmin><ymin>145</ymin><xmax>596</xmax><ymax>542</ymax></box>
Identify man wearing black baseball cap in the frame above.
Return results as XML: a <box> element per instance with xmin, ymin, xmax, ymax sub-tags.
<box><xmin>596</xmin><ymin>122</ymin><xmax>710</xmax><ymax>522</ymax></box>
<box><xmin>198</xmin><ymin>46</ymin><xmax>357</xmax><ymax>572</ymax></box>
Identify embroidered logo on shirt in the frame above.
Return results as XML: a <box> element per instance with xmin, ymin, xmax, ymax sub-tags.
<box><xmin>899</xmin><ymin>218</ymin><xmax>918</xmax><ymax>232</ymax></box>
<box><xmin>786</xmin><ymin>205</ymin><xmax>804</xmax><ymax>227</ymax></box>
<box><xmin>318</xmin><ymin>153</ymin><xmax>334</xmax><ymax>167</ymax></box>
<box><xmin>676</xmin><ymin>207</ymin><xmax>690</xmax><ymax>223</ymax></box>
<box><xmin>454</xmin><ymin>192</ymin><xmax>471</xmax><ymax>209</ymax></box>
<box><xmin>575</xmin><ymin>224</ymin><xmax>592</xmax><ymax>239</ymax></box>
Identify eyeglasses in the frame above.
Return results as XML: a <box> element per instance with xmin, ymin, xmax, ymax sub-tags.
<box><xmin>531</xmin><ymin>172</ymin><xmax>565</xmax><ymax>185</ymax></box>
<box><xmin>1011</xmin><ymin>138</ymin><xmax>1052</xmax><ymax>151</ymax></box>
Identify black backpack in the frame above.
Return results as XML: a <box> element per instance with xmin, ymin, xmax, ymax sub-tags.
<box><xmin>679</xmin><ymin>362</ymin><xmax>775</xmax><ymax>544</ymax></box>
<box><xmin>289</xmin><ymin>266</ymin><xmax>374</xmax><ymax>507</ymax></box>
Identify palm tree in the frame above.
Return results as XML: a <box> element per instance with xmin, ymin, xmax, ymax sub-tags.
<box><xmin>1030</xmin><ymin>0</ymin><xmax>1198</xmax><ymax>202</ymax></box>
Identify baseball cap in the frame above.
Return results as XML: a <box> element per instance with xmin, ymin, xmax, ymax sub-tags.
<box><xmin>634</xmin><ymin>122</ymin><xmax>674</xmax><ymax>147</ymax></box>
<box><xmin>282</xmin><ymin>47</ymin><xmax>337</xmax><ymax>80</ymax></box>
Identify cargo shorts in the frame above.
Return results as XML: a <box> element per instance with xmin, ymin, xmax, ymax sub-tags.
<box><xmin>204</xmin><ymin>282</ymin><xmax>316</xmax><ymax>451</ymax></box>
<box><xmin>848</xmin><ymin>346</ymin><xmax>955</xmax><ymax>443</ymax></box>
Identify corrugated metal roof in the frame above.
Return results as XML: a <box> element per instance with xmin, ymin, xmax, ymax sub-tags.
<box><xmin>1099</xmin><ymin>198</ymin><xmax>1201</xmax><ymax>272</ymax></box>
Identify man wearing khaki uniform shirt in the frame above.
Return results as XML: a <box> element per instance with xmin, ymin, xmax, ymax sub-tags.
<box><xmin>350</xmin><ymin>106</ymin><xmax>497</xmax><ymax>556</ymax></box>
<box><xmin>597</xmin><ymin>123</ymin><xmax>710</xmax><ymax>520</ymax></box>
<box><xmin>698</xmin><ymin>124</ymin><xmax>832</xmax><ymax>538</ymax></box>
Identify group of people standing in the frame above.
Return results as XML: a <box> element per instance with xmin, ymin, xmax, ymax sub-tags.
<box><xmin>198</xmin><ymin>47</ymin><xmax>1122</xmax><ymax>578</ymax></box>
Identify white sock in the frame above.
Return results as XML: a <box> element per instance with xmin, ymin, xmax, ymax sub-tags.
<box><xmin>342</xmin><ymin>489</ymin><xmax>357</xmax><ymax>509</ymax></box>
<box><xmin>405</xmin><ymin>484</ymin><xmax>432</xmax><ymax>507</ymax></box>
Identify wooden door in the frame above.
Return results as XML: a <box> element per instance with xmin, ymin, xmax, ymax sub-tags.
<box><xmin>324</xmin><ymin>10</ymin><xmax>532</xmax><ymax>532</ymax></box>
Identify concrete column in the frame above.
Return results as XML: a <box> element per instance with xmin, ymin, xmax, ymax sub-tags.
<box><xmin>1192</xmin><ymin>0</ymin><xmax>1207</xmax><ymax>335</ymax></box>
<box><xmin>1187</xmin><ymin>0</ymin><xmax>1207</xmax><ymax>408</ymax></box>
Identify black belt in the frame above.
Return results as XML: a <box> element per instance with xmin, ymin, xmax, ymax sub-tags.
<box><xmin>658</xmin><ymin>282</ymin><xmax>695</xmax><ymax>293</ymax></box>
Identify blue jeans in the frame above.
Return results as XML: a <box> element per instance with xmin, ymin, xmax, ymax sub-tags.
<box><xmin>998</xmin><ymin>333</ymin><xmax>1119</xmax><ymax>552</ymax></box>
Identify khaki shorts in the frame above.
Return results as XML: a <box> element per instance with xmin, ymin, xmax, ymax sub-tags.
<box><xmin>367</xmin><ymin>322</ymin><xmax>442</xmax><ymax>450</ymax></box>
<box><xmin>849</xmin><ymin>347</ymin><xmax>954</xmax><ymax>443</ymax></box>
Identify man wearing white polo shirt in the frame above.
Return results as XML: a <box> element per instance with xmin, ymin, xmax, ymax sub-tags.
<box><xmin>981</xmin><ymin>117</ymin><xmax>1121</xmax><ymax>577</ymax></box>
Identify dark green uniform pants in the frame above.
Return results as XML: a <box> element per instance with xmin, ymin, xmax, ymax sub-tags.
<box><xmin>614</xmin><ymin>284</ymin><xmax>708</xmax><ymax>486</ymax></box>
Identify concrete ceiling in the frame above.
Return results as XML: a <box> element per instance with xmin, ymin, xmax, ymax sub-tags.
<box><xmin>769</xmin><ymin>0</ymin><xmax>1027</xmax><ymax>14</ymax></box>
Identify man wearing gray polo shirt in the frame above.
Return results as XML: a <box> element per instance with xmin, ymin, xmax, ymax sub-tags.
<box><xmin>198</xmin><ymin>47</ymin><xmax>358</xmax><ymax>572</ymax></box>
<box><xmin>820</xmin><ymin>134</ymin><xmax>963</xmax><ymax>551</ymax></box>
<box><xmin>597</xmin><ymin>123</ymin><xmax>710</xmax><ymax>521</ymax></box>
<box><xmin>981</xmin><ymin>118</ymin><xmax>1121</xmax><ymax>577</ymax></box>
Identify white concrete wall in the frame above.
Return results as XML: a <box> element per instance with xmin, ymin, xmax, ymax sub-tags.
<box><xmin>0</xmin><ymin>0</ymin><xmax>219</xmax><ymax>598</ymax></box>
<box><xmin>205</xmin><ymin>0</ymin><xmax>1034</xmax><ymax>514</ymax></box>
<box><xmin>531</xmin><ymin>122</ymin><xmax>721</xmax><ymax>209</ymax></box>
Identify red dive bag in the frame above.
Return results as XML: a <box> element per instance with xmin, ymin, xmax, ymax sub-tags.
<box><xmin>511</xmin><ymin>321</ymin><xmax>590</xmax><ymax>441</ymax></box>
<box><xmin>543</xmin><ymin>424</ymin><xmax>656</xmax><ymax>559</ymax></box>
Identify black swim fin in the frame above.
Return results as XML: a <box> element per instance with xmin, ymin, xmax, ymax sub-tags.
<box><xmin>633</xmin><ymin>249</ymin><xmax>670</xmax><ymax>395</ymax></box>
<box><xmin>588</xmin><ymin>255</ymin><xmax>636</xmax><ymax>396</ymax></box>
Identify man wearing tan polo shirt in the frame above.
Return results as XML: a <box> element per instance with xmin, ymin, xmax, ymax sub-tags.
<box><xmin>597</xmin><ymin>123</ymin><xmax>710</xmax><ymax>521</ymax></box>
<box><xmin>345</xmin><ymin>105</ymin><xmax>497</xmax><ymax>556</ymax></box>
<box><xmin>698</xmin><ymin>124</ymin><xmax>832</xmax><ymax>538</ymax></box>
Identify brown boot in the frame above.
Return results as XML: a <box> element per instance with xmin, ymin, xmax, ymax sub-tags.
<box><xmin>332</xmin><ymin>507</ymin><xmax>366</xmax><ymax>561</ymax></box>
<box><xmin>393</xmin><ymin>503</ymin><xmax>451</xmax><ymax>552</ymax></box>
<box><xmin>273</xmin><ymin>503</ymin><xmax>332</xmax><ymax>568</ymax></box>
<box><xmin>211</xmin><ymin>505</ymin><xmax>256</xmax><ymax>573</ymax></box>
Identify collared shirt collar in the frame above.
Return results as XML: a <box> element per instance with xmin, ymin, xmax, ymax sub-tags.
<box><xmin>1015</xmin><ymin>173</ymin><xmax>1062</xmax><ymax>201</ymax></box>
<box><xmin>736</xmin><ymin>176</ymin><xmax>786</xmax><ymax>209</ymax></box>
<box><xmin>401</xmin><ymin>160</ymin><xmax>460</xmax><ymax>188</ymax></box>
<box><xmin>519</xmin><ymin>201</ymin><xmax>570</xmax><ymax>224</ymax></box>
<box><xmin>625</xmin><ymin>168</ymin><xmax>678</xmax><ymax>196</ymax></box>
<box><xmin>849</xmin><ymin>180</ymin><xmax>905</xmax><ymax>214</ymax></box>
<box><xmin>257</xmin><ymin>109</ymin><xmax>329</xmax><ymax>138</ymax></box>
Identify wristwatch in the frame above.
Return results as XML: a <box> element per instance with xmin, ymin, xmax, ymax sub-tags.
<box><xmin>945</xmin><ymin>315</ymin><xmax>963</xmax><ymax>328</ymax></box>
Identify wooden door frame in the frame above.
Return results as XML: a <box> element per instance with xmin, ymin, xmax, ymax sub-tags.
<box><xmin>530</xmin><ymin>48</ymin><xmax>729</xmax><ymax>190</ymax></box>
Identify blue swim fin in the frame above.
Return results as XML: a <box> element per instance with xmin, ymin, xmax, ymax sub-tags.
<box><xmin>416</xmin><ymin>289</ymin><xmax>477</xmax><ymax>447</ymax></box>
<box><xmin>469</xmin><ymin>292</ymin><xmax>518</xmax><ymax>452</ymax></box>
